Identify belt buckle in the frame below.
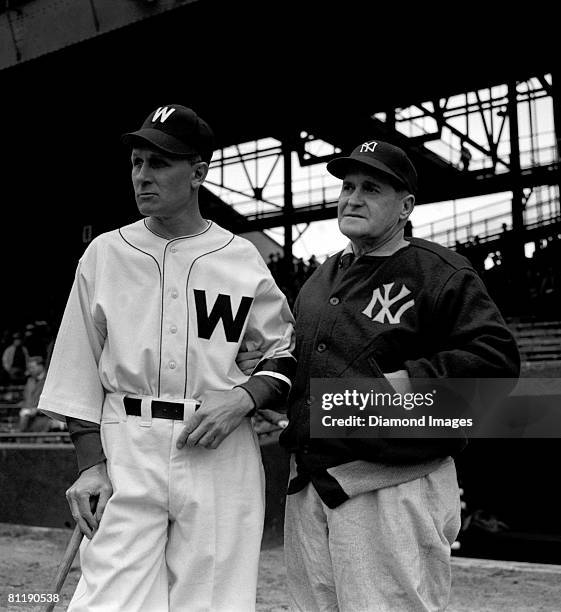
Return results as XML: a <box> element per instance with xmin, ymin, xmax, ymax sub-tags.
<box><xmin>156</xmin><ymin>400</ymin><xmax>184</xmax><ymax>420</ymax></box>
<box><xmin>161</xmin><ymin>403</ymin><xmax>173</xmax><ymax>419</ymax></box>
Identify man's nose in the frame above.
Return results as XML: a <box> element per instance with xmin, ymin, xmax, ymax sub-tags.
<box><xmin>347</xmin><ymin>188</ymin><xmax>363</xmax><ymax>206</ymax></box>
<box><xmin>135</xmin><ymin>164</ymin><xmax>152</xmax><ymax>183</ymax></box>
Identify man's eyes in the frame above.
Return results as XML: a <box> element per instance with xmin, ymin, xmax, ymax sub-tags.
<box><xmin>342</xmin><ymin>183</ymin><xmax>379</xmax><ymax>193</ymax></box>
<box><xmin>132</xmin><ymin>158</ymin><xmax>168</xmax><ymax>168</ymax></box>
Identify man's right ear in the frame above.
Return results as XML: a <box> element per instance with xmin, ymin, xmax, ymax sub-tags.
<box><xmin>399</xmin><ymin>193</ymin><xmax>415</xmax><ymax>220</ymax></box>
<box><xmin>191</xmin><ymin>162</ymin><xmax>209</xmax><ymax>188</ymax></box>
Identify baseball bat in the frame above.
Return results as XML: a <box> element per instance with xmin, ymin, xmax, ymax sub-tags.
<box><xmin>44</xmin><ymin>522</ymin><xmax>83</xmax><ymax>612</ymax></box>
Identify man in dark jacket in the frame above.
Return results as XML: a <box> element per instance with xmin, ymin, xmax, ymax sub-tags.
<box><xmin>241</xmin><ymin>140</ymin><xmax>519</xmax><ymax>611</ymax></box>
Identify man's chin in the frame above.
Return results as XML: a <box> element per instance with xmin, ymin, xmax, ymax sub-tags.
<box><xmin>136</xmin><ymin>200</ymin><xmax>154</xmax><ymax>215</ymax></box>
<box><xmin>338</xmin><ymin>218</ymin><xmax>366</xmax><ymax>239</ymax></box>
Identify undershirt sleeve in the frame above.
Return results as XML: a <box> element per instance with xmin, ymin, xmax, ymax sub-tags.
<box><xmin>66</xmin><ymin>417</ymin><xmax>106</xmax><ymax>474</ymax></box>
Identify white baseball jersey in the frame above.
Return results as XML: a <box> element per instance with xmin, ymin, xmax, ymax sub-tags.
<box><xmin>39</xmin><ymin>218</ymin><xmax>295</xmax><ymax>422</ymax></box>
<box><xmin>39</xmin><ymin>218</ymin><xmax>295</xmax><ymax>610</ymax></box>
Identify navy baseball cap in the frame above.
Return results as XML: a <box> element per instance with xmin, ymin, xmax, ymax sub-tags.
<box><xmin>122</xmin><ymin>104</ymin><xmax>215</xmax><ymax>163</ymax></box>
<box><xmin>327</xmin><ymin>140</ymin><xmax>418</xmax><ymax>193</ymax></box>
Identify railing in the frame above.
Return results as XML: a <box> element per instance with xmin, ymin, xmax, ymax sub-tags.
<box><xmin>0</xmin><ymin>431</ymin><xmax>70</xmax><ymax>444</ymax></box>
<box><xmin>425</xmin><ymin>142</ymin><xmax>558</xmax><ymax>174</ymax></box>
<box><xmin>0</xmin><ymin>384</ymin><xmax>24</xmax><ymax>400</ymax></box>
<box><xmin>415</xmin><ymin>194</ymin><xmax>560</xmax><ymax>247</ymax></box>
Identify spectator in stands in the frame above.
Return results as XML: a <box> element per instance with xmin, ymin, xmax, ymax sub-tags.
<box><xmin>499</xmin><ymin>222</ymin><xmax>516</xmax><ymax>266</ymax></box>
<box><xmin>296</xmin><ymin>257</ymin><xmax>306</xmax><ymax>279</ymax></box>
<box><xmin>2</xmin><ymin>333</ymin><xmax>29</xmax><ymax>383</ymax></box>
<box><xmin>23</xmin><ymin>324</ymin><xmax>44</xmax><ymax>359</ymax></box>
<box><xmin>306</xmin><ymin>254</ymin><xmax>318</xmax><ymax>276</ymax></box>
<box><xmin>267</xmin><ymin>252</ymin><xmax>279</xmax><ymax>277</ymax></box>
<box><xmin>18</xmin><ymin>356</ymin><xmax>50</xmax><ymax>432</ymax></box>
<box><xmin>454</xmin><ymin>240</ymin><xmax>466</xmax><ymax>256</ymax></box>
<box><xmin>465</xmin><ymin>235</ymin><xmax>487</xmax><ymax>275</ymax></box>
<box><xmin>42</xmin><ymin>322</ymin><xmax>56</xmax><ymax>368</ymax></box>
<box><xmin>539</xmin><ymin>263</ymin><xmax>558</xmax><ymax>318</ymax></box>
<box><xmin>460</xmin><ymin>142</ymin><xmax>472</xmax><ymax>172</ymax></box>
<box><xmin>0</xmin><ymin>330</ymin><xmax>11</xmax><ymax>385</ymax></box>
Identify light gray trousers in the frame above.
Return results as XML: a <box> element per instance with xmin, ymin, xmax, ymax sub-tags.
<box><xmin>284</xmin><ymin>458</ymin><xmax>461</xmax><ymax>612</ymax></box>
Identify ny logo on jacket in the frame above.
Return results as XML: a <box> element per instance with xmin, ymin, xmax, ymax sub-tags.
<box><xmin>362</xmin><ymin>282</ymin><xmax>415</xmax><ymax>324</ymax></box>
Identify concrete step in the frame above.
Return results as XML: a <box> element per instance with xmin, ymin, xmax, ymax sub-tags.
<box><xmin>517</xmin><ymin>337</ymin><xmax>561</xmax><ymax>346</ymax></box>
<box><xmin>519</xmin><ymin>341</ymin><xmax>561</xmax><ymax>350</ymax></box>
<box><xmin>509</xmin><ymin>321</ymin><xmax>561</xmax><ymax>361</ymax></box>
<box><xmin>519</xmin><ymin>344</ymin><xmax>561</xmax><ymax>353</ymax></box>
<box><xmin>521</xmin><ymin>353</ymin><xmax>561</xmax><ymax>362</ymax></box>
<box><xmin>509</xmin><ymin>320</ymin><xmax>561</xmax><ymax>330</ymax></box>
<box><xmin>514</xmin><ymin>328</ymin><xmax>561</xmax><ymax>337</ymax></box>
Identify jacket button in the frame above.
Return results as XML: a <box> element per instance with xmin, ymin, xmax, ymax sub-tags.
<box><xmin>317</xmin><ymin>343</ymin><xmax>327</xmax><ymax>352</ymax></box>
<box><xmin>329</xmin><ymin>296</ymin><xmax>340</xmax><ymax>305</ymax></box>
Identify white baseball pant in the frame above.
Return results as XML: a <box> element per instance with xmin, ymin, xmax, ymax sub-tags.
<box><xmin>69</xmin><ymin>393</ymin><xmax>265</xmax><ymax>612</ymax></box>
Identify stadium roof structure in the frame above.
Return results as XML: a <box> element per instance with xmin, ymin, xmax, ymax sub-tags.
<box><xmin>0</xmin><ymin>1</ymin><xmax>558</xmax><ymax>322</ymax></box>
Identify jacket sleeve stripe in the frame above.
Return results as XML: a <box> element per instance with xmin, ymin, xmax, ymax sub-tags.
<box><xmin>253</xmin><ymin>356</ymin><xmax>296</xmax><ymax>381</ymax></box>
<box><xmin>253</xmin><ymin>370</ymin><xmax>292</xmax><ymax>388</ymax></box>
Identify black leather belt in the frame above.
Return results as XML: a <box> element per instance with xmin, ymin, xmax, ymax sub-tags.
<box><xmin>124</xmin><ymin>396</ymin><xmax>198</xmax><ymax>420</ymax></box>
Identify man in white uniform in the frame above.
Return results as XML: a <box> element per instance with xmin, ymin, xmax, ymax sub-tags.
<box><xmin>39</xmin><ymin>104</ymin><xmax>295</xmax><ymax>612</ymax></box>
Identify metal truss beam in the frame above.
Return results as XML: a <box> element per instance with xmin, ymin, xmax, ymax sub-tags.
<box><xmin>207</xmin><ymin>141</ymin><xmax>285</xmax><ymax>210</ymax></box>
<box><xmin>282</xmin><ymin>140</ymin><xmax>293</xmax><ymax>269</ymax></box>
<box><xmin>206</xmin><ymin>73</ymin><xmax>557</xmax><ymax>245</ymax></box>
<box><xmin>414</xmin><ymin>100</ymin><xmax>510</xmax><ymax>170</ymax></box>
<box><xmin>235</xmin><ymin>163</ymin><xmax>560</xmax><ymax>232</ymax></box>
<box><xmin>552</xmin><ymin>72</ymin><xmax>561</xmax><ymax>190</ymax></box>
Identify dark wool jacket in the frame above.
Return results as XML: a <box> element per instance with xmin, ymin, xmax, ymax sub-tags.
<box><xmin>280</xmin><ymin>237</ymin><xmax>521</xmax><ymax>471</ymax></box>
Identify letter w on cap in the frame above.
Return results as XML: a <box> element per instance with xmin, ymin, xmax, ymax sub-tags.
<box><xmin>152</xmin><ymin>107</ymin><xmax>176</xmax><ymax>123</ymax></box>
<box><xmin>360</xmin><ymin>141</ymin><xmax>378</xmax><ymax>153</ymax></box>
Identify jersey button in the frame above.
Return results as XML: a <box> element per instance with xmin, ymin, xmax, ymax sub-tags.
<box><xmin>171</xmin><ymin>290</ymin><xmax>179</xmax><ymax>299</ymax></box>
<box><xmin>169</xmin><ymin>361</ymin><xmax>177</xmax><ymax>369</ymax></box>
<box><xmin>329</xmin><ymin>297</ymin><xmax>340</xmax><ymax>305</ymax></box>
<box><xmin>170</xmin><ymin>325</ymin><xmax>178</xmax><ymax>334</ymax></box>
<box><xmin>170</xmin><ymin>247</ymin><xmax>178</xmax><ymax>253</ymax></box>
<box><xmin>317</xmin><ymin>343</ymin><xmax>327</xmax><ymax>353</ymax></box>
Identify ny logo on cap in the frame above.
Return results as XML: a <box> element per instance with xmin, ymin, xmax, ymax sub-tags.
<box><xmin>152</xmin><ymin>107</ymin><xmax>176</xmax><ymax>123</ymax></box>
<box><xmin>360</xmin><ymin>141</ymin><xmax>378</xmax><ymax>153</ymax></box>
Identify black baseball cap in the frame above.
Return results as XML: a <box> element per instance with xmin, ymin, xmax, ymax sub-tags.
<box><xmin>327</xmin><ymin>140</ymin><xmax>418</xmax><ymax>193</ymax></box>
<box><xmin>122</xmin><ymin>104</ymin><xmax>215</xmax><ymax>164</ymax></box>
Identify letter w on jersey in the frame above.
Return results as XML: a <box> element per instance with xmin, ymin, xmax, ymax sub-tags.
<box><xmin>152</xmin><ymin>106</ymin><xmax>176</xmax><ymax>123</ymax></box>
<box><xmin>362</xmin><ymin>282</ymin><xmax>414</xmax><ymax>324</ymax></box>
<box><xmin>194</xmin><ymin>290</ymin><xmax>254</xmax><ymax>342</ymax></box>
